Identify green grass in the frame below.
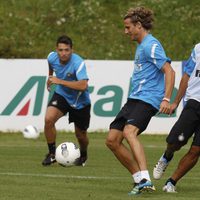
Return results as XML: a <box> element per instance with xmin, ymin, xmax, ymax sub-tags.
<box><xmin>0</xmin><ymin>132</ymin><xmax>199</xmax><ymax>200</ymax></box>
<box><xmin>0</xmin><ymin>0</ymin><xmax>200</xmax><ymax>60</ymax></box>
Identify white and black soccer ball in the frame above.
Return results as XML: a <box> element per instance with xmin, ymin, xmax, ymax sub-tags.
<box><xmin>22</xmin><ymin>125</ymin><xmax>40</xmax><ymax>139</ymax></box>
<box><xmin>55</xmin><ymin>142</ymin><xmax>80</xmax><ymax>167</ymax></box>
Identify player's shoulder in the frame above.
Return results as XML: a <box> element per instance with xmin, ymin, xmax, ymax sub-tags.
<box><xmin>145</xmin><ymin>34</ymin><xmax>161</xmax><ymax>47</ymax></box>
<box><xmin>72</xmin><ymin>53</ymin><xmax>84</xmax><ymax>61</ymax></box>
<box><xmin>71</xmin><ymin>53</ymin><xmax>85</xmax><ymax>65</ymax></box>
<box><xmin>143</xmin><ymin>34</ymin><xmax>163</xmax><ymax>54</ymax></box>
<box><xmin>47</xmin><ymin>51</ymin><xmax>58</xmax><ymax>63</ymax></box>
<box><xmin>194</xmin><ymin>43</ymin><xmax>200</xmax><ymax>53</ymax></box>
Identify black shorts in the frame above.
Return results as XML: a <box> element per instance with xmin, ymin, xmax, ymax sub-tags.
<box><xmin>48</xmin><ymin>92</ymin><xmax>91</xmax><ymax>131</ymax></box>
<box><xmin>110</xmin><ymin>99</ymin><xmax>158</xmax><ymax>134</ymax></box>
<box><xmin>167</xmin><ymin>99</ymin><xmax>200</xmax><ymax>146</ymax></box>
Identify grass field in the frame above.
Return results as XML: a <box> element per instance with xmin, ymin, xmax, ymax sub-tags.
<box><xmin>0</xmin><ymin>131</ymin><xmax>199</xmax><ymax>200</ymax></box>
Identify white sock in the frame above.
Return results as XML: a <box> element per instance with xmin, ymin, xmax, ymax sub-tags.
<box><xmin>140</xmin><ymin>170</ymin><xmax>151</xmax><ymax>181</ymax></box>
<box><xmin>132</xmin><ymin>171</ymin><xmax>142</xmax><ymax>183</ymax></box>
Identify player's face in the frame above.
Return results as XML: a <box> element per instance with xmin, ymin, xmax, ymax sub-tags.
<box><xmin>56</xmin><ymin>43</ymin><xmax>72</xmax><ymax>64</ymax></box>
<box><xmin>124</xmin><ymin>18</ymin><xmax>141</xmax><ymax>42</ymax></box>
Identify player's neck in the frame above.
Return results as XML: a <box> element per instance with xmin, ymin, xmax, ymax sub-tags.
<box><xmin>137</xmin><ymin>31</ymin><xmax>149</xmax><ymax>44</ymax></box>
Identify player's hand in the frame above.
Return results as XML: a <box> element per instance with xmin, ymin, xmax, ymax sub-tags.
<box><xmin>48</xmin><ymin>76</ymin><xmax>61</xmax><ymax>85</ymax></box>
<box><xmin>159</xmin><ymin>100</ymin><xmax>170</xmax><ymax>114</ymax></box>
<box><xmin>169</xmin><ymin>102</ymin><xmax>178</xmax><ymax>115</ymax></box>
<box><xmin>47</xmin><ymin>77</ymin><xmax>51</xmax><ymax>92</ymax></box>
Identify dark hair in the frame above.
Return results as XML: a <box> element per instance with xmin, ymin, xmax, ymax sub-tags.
<box><xmin>56</xmin><ymin>35</ymin><xmax>73</xmax><ymax>48</ymax></box>
<box><xmin>124</xmin><ymin>7</ymin><xmax>154</xmax><ymax>30</ymax></box>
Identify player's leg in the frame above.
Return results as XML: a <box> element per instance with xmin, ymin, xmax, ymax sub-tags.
<box><xmin>42</xmin><ymin>106</ymin><xmax>64</xmax><ymax>165</ymax></box>
<box><xmin>107</xmin><ymin>99</ymin><xmax>157</xmax><ymax>195</ymax></box>
<box><xmin>154</xmin><ymin>100</ymin><xmax>198</xmax><ymax>179</ymax></box>
<box><xmin>42</xmin><ymin>92</ymin><xmax>67</xmax><ymax>166</ymax></box>
<box><xmin>106</xmin><ymin>108</ymin><xmax>143</xmax><ymax>195</ymax></box>
<box><xmin>106</xmin><ymin>128</ymin><xmax>140</xmax><ymax>174</ymax></box>
<box><xmin>153</xmin><ymin>143</ymin><xmax>181</xmax><ymax>180</ymax></box>
<box><xmin>163</xmin><ymin>145</ymin><xmax>200</xmax><ymax>193</ymax></box>
<box><xmin>123</xmin><ymin>124</ymin><xmax>146</xmax><ymax>170</ymax></box>
<box><xmin>69</xmin><ymin>104</ymin><xmax>91</xmax><ymax>166</ymax></box>
<box><xmin>106</xmin><ymin>101</ymin><xmax>140</xmax><ymax>176</ymax></box>
<box><xmin>123</xmin><ymin>124</ymin><xmax>155</xmax><ymax>194</ymax></box>
<box><xmin>74</xmin><ymin>125</ymin><xmax>89</xmax><ymax>166</ymax></box>
<box><xmin>44</xmin><ymin>106</ymin><xmax>64</xmax><ymax>143</ymax></box>
<box><xmin>122</xmin><ymin>100</ymin><xmax>157</xmax><ymax>194</ymax></box>
<box><xmin>106</xmin><ymin>128</ymin><xmax>143</xmax><ymax>195</ymax></box>
<box><xmin>172</xmin><ymin>145</ymin><xmax>200</xmax><ymax>182</ymax></box>
<box><xmin>163</xmin><ymin>124</ymin><xmax>200</xmax><ymax>192</ymax></box>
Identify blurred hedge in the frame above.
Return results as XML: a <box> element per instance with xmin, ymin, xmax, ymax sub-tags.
<box><xmin>0</xmin><ymin>0</ymin><xmax>200</xmax><ymax>60</ymax></box>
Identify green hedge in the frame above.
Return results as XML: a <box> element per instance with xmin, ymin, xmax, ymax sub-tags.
<box><xmin>0</xmin><ymin>0</ymin><xmax>200</xmax><ymax>60</ymax></box>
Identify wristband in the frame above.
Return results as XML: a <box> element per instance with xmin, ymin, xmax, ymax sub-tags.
<box><xmin>162</xmin><ymin>97</ymin><xmax>170</xmax><ymax>102</ymax></box>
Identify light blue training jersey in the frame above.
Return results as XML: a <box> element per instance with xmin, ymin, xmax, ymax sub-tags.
<box><xmin>129</xmin><ymin>34</ymin><xmax>171</xmax><ymax>110</ymax></box>
<box><xmin>47</xmin><ymin>52</ymin><xmax>91</xmax><ymax>109</ymax></box>
<box><xmin>184</xmin><ymin>43</ymin><xmax>200</xmax><ymax>102</ymax></box>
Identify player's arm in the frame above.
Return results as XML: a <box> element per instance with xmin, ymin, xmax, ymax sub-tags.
<box><xmin>169</xmin><ymin>73</ymin><xmax>189</xmax><ymax>114</ymax></box>
<box><xmin>48</xmin><ymin>77</ymin><xmax>88</xmax><ymax>91</ymax></box>
<box><xmin>48</xmin><ymin>64</ymin><xmax>53</xmax><ymax>76</ymax></box>
<box><xmin>48</xmin><ymin>60</ymin><xmax>89</xmax><ymax>91</ymax></box>
<box><xmin>46</xmin><ymin>63</ymin><xmax>54</xmax><ymax>91</ymax></box>
<box><xmin>170</xmin><ymin>48</ymin><xmax>195</xmax><ymax>114</ymax></box>
<box><xmin>159</xmin><ymin>62</ymin><xmax>175</xmax><ymax>114</ymax></box>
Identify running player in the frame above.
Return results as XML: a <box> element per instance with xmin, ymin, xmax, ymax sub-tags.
<box><xmin>42</xmin><ymin>35</ymin><xmax>91</xmax><ymax>167</ymax></box>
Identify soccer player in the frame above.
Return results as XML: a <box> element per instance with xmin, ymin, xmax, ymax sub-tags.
<box><xmin>153</xmin><ymin>43</ymin><xmax>200</xmax><ymax>192</ymax></box>
<box><xmin>42</xmin><ymin>35</ymin><xmax>91</xmax><ymax>166</ymax></box>
<box><xmin>106</xmin><ymin>7</ymin><xmax>175</xmax><ymax>195</ymax></box>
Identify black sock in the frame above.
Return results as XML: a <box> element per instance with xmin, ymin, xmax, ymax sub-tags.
<box><xmin>80</xmin><ymin>150</ymin><xmax>87</xmax><ymax>158</ymax></box>
<box><xmin>163</xmin><ymin>151</ymin><xmax>174</xmax><ymax>162</ymax></box>
<box><xmin>48</xmin><ymin>142</ymin><xmax>56</xmax><ymax>155</ymax></box>
<box><xmin>166</xmin><ymin>178</ymin><xmax>176</xmax><ymax>186</ymax></box>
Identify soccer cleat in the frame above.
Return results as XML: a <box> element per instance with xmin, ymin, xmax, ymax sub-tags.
<box><xmin>163</xmin><ymin>182</ymin><xmax>177</xmax><ymax>193</ymax></box>
<box><xmin>75</xmin><ymin>156</ymin><xmax>87</xmax><ymax>166</ymax></box>
<box><xmin>128</xmin><ymin>183</ymin><xmax>140</xmax><ymax>195</ymax></box>
<box><xmin>138</xmin><ymin>179</ymin><xmax>156</xmax><ymax>193</ymax></box>
<box><xmin>42</xmin><ymin>153</ymin><xmax>56</xmax><ymax>166</ymax></box>
<box><xmin>153</xmin><ymin>155</ymin><xmax>169</xmax><ymax>179</ymax></box>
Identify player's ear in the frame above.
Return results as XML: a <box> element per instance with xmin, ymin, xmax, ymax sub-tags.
<box><xmin>137</xmin><ymin>21</ymin><xmax>142</xmax><ymax>29</ymax></box>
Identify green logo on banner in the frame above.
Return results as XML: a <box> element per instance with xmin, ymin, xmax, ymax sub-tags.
<box><xmin>0</xmin><ymin>76</ymin><xmax>177</xmax><ymax>118</ymax></box>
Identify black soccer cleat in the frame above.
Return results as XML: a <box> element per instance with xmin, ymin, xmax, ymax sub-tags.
<box><xmin>42</xmin><ymin>153</ymin><xmax>56</xmax><ymax>166</ymax></box>
<box><xmin>75</xmin><ymin>156</ymin><xmax>87</xmax><ymax>167</ymax></box>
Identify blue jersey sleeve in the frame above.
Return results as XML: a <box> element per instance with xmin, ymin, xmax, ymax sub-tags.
<box><xmin>75</xmin><ymin>61</ymin><xmax>89</xmax><ymax>80</ymax></box>
<box><xmin>184</xmin><ymin>49</ymin><xmax>196</xmax><ymax>76</ymax></box>
<box><xmin>47</xmin><ymin>52</ymin><xmax>57</xmax><ymax>70</ymax></box>
<box><xmin>145</xmin><ymin>42</ymin><xmax>171</xmax><ymax>70</ymax></box>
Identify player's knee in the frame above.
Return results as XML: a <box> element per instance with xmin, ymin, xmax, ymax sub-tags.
<box><xmin>167</xmin><ymin>143</ymin><xmax>182</xmax><ymax>152</ymax></box>
<box><xmin>122</xmin><ymin>130</ymin><xmax>137</xmax><ymax>142</ymax></box>
<box><xmin>105</xmin><ymin>137</ymin><xmax>118</xmax><ymax>151</ymax></box>
<box><xmin>105</xmin><ymin>137</ymin><xmax>113</xmax><ymax>149</ymax></box>
<box><xmin>44</xmin><ymin>116</ymin><xmax>55</xmax><ymax>128</ymax></box>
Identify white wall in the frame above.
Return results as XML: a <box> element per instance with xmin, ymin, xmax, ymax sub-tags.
<box><xmin>0</xmin><ymin>59</ymin><xmax>183</xmax><ymax>133</ymax></box>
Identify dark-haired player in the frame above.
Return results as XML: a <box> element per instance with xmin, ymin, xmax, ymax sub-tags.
<box><xmin>42</xmin><ymin>35</ymin><xmax>91</xmax><ymax>167</ymax></box>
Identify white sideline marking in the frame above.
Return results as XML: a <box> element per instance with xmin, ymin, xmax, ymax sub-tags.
<box><xmin>0</xmin><ymin>172</ymin><xmax>199</xmax><ymax>180</ymax></box>
<box><xmin>0</xmin><ymin>144</ymin><xmax>189</xmax><ymax>150</ymax></box>
<box><xmin>0</xmin><ymin>172</ymin><xmax>125</xmax><ymax>180</ymax></box>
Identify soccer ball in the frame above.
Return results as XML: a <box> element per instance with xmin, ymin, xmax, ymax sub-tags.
<box><xmin>22</xmin><ymin>125</ymin><xmax>40</xmax><ymax>139</ymax></box>
<box><xmin>55</xmin><ymin>142</ymin><xmax>80</xmax><ymax>167</ymax></box>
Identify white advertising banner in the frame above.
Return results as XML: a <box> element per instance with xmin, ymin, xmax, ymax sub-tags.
<box><xmin>0</xmin><ymin>59</ymin><xmax>183</xmax><ymax>133</ymax></box>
